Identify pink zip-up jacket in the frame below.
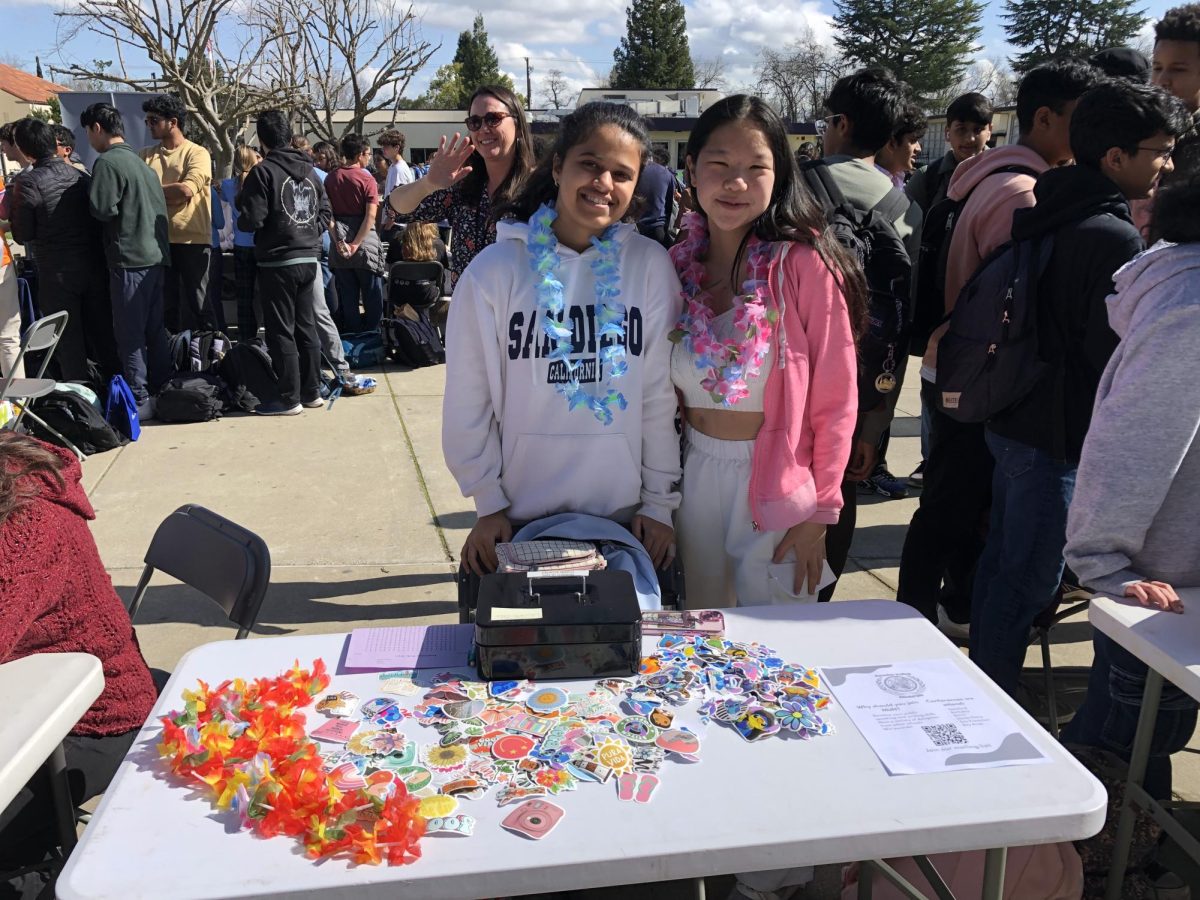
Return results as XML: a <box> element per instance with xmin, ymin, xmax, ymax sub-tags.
<box><xmin>752</xmin><ymin>242</ymin><xmax>857</xmax><ymax>529</ymax></box>
<box><xmin>670</xmin><ymin>239</ymin><xmax>855</xmax><ymax>531</ymax></box>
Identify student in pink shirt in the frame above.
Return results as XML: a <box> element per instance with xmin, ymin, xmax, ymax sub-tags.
<box><xmin>670</xmin><ymin>95</ymin><xmax>860</xmax><ymax>612</ymax></box>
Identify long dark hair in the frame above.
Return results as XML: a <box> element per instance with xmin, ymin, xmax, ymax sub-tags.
<box><xmin>0</xmin><ymin>433</ymin><xmax>65</xmax><ymax>525</ymax></box>
<box><xmin>495</xmin><ymin>101</ymin><xmax>651</xmax><ymax>224</ymax></box>
<box><xmin>685</xmin><ymin>94</ymin><xmax>868</xmax><ymax>336</ymax></box>
<box><xmin>460</xmin><ymin>84</ymin><xmax>536</xmax><ymax>211</ymax></box>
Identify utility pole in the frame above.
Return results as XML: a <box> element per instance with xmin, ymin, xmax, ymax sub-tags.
<box><xmin>525</xmin><ymin>57</ymin><xmax>532</xmax><ymax>108</ymax></box>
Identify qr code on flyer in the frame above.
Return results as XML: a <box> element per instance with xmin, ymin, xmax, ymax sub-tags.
<box><xmin>921</xmin><ymin>723</ymin><xmax>969</xmax><ymax>747</ymax></box>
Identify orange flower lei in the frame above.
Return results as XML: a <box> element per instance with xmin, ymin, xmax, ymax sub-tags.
<box><xmin>157</xmin><ymin>659</ymin><xmax>426</xmax><ymax>865</ymax></box>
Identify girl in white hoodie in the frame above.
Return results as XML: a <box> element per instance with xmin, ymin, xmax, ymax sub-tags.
<box><xmin>442</xmin><ymin>103</ymin><xmax>682</xmax><ymax>576</ymax></box>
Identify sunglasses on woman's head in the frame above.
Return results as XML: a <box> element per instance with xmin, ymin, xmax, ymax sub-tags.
<box><xmin>464</xmin><ymin>111</ymin><xmax>511</xmax><ymax>132</ymax></box>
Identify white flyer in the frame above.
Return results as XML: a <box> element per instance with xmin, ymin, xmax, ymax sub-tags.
<box><xmin>821</xmin><ymin>658</ymin><xmax>1050</xmax><ymax>775</ymax></box>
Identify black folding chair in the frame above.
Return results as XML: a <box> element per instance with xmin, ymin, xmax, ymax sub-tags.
<box><xmin>126</xmin><ymin>504</ymin><xmax>271</xmax><ymax>639</ymax></box>
<box><xmin>0</xmin><ymin>311</ymin><xmax>80</xmax><ymax>456</ymax></box>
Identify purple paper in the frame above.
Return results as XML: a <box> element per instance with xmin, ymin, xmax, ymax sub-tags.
<box><xmin>344</xmin><ymin>624</ymin><xmax>473</xmax><ymax>670</ymax></box>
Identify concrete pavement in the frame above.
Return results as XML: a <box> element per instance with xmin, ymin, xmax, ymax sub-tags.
<box><xmin>79</xmin><ymin>355</ymin><xmax>1200</xmax><ymax>896</ymax></box>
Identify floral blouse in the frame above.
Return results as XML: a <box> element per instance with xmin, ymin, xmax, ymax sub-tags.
<box><xmin>409</xmin><ymin>185</ymin><xmax>493</xmax><ymax>288</ymax></box>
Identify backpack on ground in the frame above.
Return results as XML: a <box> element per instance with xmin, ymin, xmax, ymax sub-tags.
<box><xmin>341</xmin><ymin>330</ymin><xmax>386</xmax><ymax>368</ymax></box>
<box><xmin>801</xmin><ymin>160</ymin><xmax>912</xmax><ymax>410</ymax></box>
<box><xmin>910</xmin><ymin>164</ymin><xmax>1040</xmax><ymax>357</ymax></box>
<box><xmin>174</xmin><ymin>329</ymin><xmax>233</xmax><ymax>373</ymax></box>
<box><xmin>155</xmin><ymin>372</ymin><xmax>228</xmax><ymax>423</ymax></box>
<box><xmin>24</xmin><ymin>387</ymin><xmax>126</xmax><ymax>456</ymax></box>
<box><xmin>104</xmin><ymin>374</ymin><xmax>141</xmax><ymax>442</ymax></box>
<box><xmin>935</xmin><ymin>235</ymin><xmax>1055</xmax><ymax>424</ymax></box>
<box><xmin>217</xmin><ymin>341</ymin><xmax>283</xmax><ymax>413</ymax></box>
<box><xmin>382</xmin><ymin>305</ymin><xmax>445</xmax><ymax>368</ymax></box>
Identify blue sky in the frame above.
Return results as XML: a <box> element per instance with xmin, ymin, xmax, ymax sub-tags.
<box><xmin>2</xmin><ymin>0</ymin><xmax>1179</xmax><ymax>106</ymax></box>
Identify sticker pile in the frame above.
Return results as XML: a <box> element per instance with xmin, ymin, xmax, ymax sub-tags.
<box><xmin>311</xmin><ymin>634</ymin><xmax>835</xmax><ymax>842</ymax></box>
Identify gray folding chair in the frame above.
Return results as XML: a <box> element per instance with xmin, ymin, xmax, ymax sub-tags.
<box><xmin>0</xmin><ymin>311</ymin><xmax>79</xmax><ymax>454</ymax></box>
<box><xmin>126</xmin><ymin>504</ymin><xmax>272</xmax><ymax>639</ymax></box>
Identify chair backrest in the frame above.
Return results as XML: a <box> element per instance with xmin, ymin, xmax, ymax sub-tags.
<box><xmin>128</xmin><ymin>504</ymin><xmax>271</xmax><ymax>639</ymax></box>
<box><xmin>388</xmin><ymin>261</ymin><xmax>444</xmax><ymax>310</ymax></box>
<box><xmin>0</xmin><ymin>310</ymin><xmax>69</xmax><ymax>400</ymax></box>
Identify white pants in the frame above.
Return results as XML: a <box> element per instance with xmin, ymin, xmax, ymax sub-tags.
<box><xmin>0</xmin><ymin>263</ymin><xmax>23</xmax><ymax>380</ymax></box>
<box><xmin>678</xmin><ymin>427</ymin><xmax>815</xmax><ymax>610</ymax></box>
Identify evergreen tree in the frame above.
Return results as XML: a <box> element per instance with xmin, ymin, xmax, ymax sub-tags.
<box><xmin>833</xmin><ymin>0</ymin><xmax>984</xmax><ymax>101</ymax></box>
<box><xmin>451</xmin><ymin>14</ymin><xmax>515</xmax><ymax>107</ymax></box>
<box><xmin>610</xmin><ymin>0</ymin><xmax>695</xmax><ymax>89</ymax></box>
<box><xmin>1003</xmin><ymin>0</ymin><xmax>1148</xmax><ymax>74</ymax></box>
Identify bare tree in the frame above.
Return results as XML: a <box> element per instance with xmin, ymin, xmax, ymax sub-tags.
<box><xmin>256</xmin><ymin>0</ymin><xmax>437</xmax><ymax>142</ymax></box>
<box><xmin>926</xmin><ymin>55</ymin><xmax>1017</xmax><ymax>112</ymax></box>
<box><xmin>691</xmin><ymin>55</ymin><xmax>727</xmax><ymax>90</ymax></box>
<box><xmin>540</xmin><ymin>69</ymin><xmax>572</xmax><ymax>109</ymax></box>
<box><xmin>755</xmin><ymin>29</ymin><xmax>848</xmax><ymax>121</ymax></box>
<box><xmin>56</xmin><ymin>0</ymin><xmax>297</xmax><ymax>176</ymax></box>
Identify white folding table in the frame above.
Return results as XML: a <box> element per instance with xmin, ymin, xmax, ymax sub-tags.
<box><xmin>58</xmin><ymin>601</ymin><xmax>1105</xmax><ymax>900</ymax></box>
<box><xmin>0</xmin><ymin>653</ymin><xmax>105</xmax><ymax>852</ymax></box>
<box><xmin>1089</xmin><ymin>590</ymin><xmax>1200</xmax><ymax>900</ymax></box>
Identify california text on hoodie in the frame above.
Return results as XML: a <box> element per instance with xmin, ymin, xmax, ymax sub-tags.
<box><xmin>442</xmin><ymin>220</ymin><xmax>682</xmax><ymax>527</ymax></box>
<box><xmin>236</xmin><ymin>146</ymin><xmax>332</xmax><ymax>265</ymax></box>
<box><xmin>943</xmin><ymin>144</ymin><xmax>1050</xmax><ymax>311</ymax></box>
<box><xmin>991</xmin><ymin>164</ymin><xmax>1143</xmax><ymax>463</ymax></box>
<box><xmin>0</xmin><ymin>442</ymin><xmax>157</xmax><ymax>736</ymax></box>
<box><xmin>1065</xmin><ymin>241</ymin><xmax>1200</xmax><ymax>596</ymax></box>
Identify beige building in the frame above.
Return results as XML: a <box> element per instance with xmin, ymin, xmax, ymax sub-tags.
<box><xmin>0</xmin><ymin>63</ymin><xmax>68</xmax><ymax>175</ymax></box>
<box><xmin>276</xmin><ymin>89</ymin><xmax>817</xmax><ymax>171</ymax></box>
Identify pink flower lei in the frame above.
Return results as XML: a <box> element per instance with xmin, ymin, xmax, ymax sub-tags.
<box><xmin>668</xmin><ymin>211</ymin><xmax>778</xmax><ymax>407</ymax></box>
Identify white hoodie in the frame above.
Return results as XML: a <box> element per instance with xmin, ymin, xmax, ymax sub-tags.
<box><xmin>442</xmin><ymin>219</ymin><xmax>683</xmax><ymax>527</ymax></box>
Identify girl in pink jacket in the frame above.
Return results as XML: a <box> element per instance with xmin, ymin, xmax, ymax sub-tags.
<box><xmin>670</xmin><ymin>95</ymin><xmax>862</xmax><ymax>608</ymax></box>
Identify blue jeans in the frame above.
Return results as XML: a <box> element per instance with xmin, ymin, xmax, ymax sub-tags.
<box><xmin>333</xmin><ymin>268</ymin><xmax>382</xmax><ymax>333</ymax></box>
<box><xmin>1063</xmin><ymin>633</ymin><xmax>1198</xmax><ymax>800</ymax></box>
<box><xmin>970</xmin><ymin>430</ymin><xmax>1076</xmax><ymax>695</ymax></box>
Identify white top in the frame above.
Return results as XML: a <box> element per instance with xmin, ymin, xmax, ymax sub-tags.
<box><xmin>384</xmin><ymin>157</ymin><xmax>414</xmax><ymax>194</ymax></box>
<box><xmin>1090</xmin><ymin>588</ymin><xmax>1200</xmax><ymax>703</ymax></box>
<box><xmin>0</xmin><ymin>653</ymin><xmax>103</xmax><ymax>811</ymax></box>
<box><xmin>671</xmin><ymin>306</ymin><xmax>772</xmax><ymax>412</ymax></box>
<box><xmin>58</xmin><ymin>602</ymin><xmax>1105</xmax><ymax>900</ymax></box>
<box><xmin>442</xmin><ymin>219</ymin><xmax>683</xmax><ymax>527</ymax></box>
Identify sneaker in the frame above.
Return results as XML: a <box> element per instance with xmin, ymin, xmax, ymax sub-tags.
<box><xmin>860</xmin><ymin>464</ymin><xmax>909</xmax><ymax>500</ymax></box>
<box><xmin>908</xmin><ymin>461</ymin><xmax>925</xmax><ymax>488</ymax></box>
<box><xmin>937</xmin><ymin>603</ymin><xmax>971</xmax><ymax>640</ymax></box>
<box><xmin>136</xmin><ymin>396</ymin><xmax>156</xmax><ymax>422</ymax></box>
<box><xmin>341</xmin><ymin>373</ymin><xmax>377</xmax><ymax>396</ymax></box>
<box><xmin>255</xmin><ymin>401</ymin><xmax>302</xmax><ymax>416</ymax></box>
<box><xmin>301</xmin><ymin>397</ymin><xmax>325</xmax><ymax>409</ymax></box>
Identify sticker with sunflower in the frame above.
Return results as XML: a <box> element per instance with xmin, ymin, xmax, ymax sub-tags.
<box><xmin>422</xmin><ymin>742</ymin><xmax>469</xmax><ymax>772</ymax></box>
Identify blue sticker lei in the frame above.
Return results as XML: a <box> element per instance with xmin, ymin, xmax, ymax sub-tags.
<box><xmin>527</xmin><ymin>203</ymin><xmax>628</xmax><ymax>425</ymax></box>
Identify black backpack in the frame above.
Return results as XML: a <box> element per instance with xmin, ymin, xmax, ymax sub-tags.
<box><xmin>23</xmin><ymin>388</ymin><xmax>125</xmax><ymax>456</ymax></box>
<box><xmin>155</xmin><ymin>372</ymin><xmax>228</xmax><ymax>422</ymax></box>
<box><xmin>217</xmin><ymin>342</ymin><xmax>283</xmax><ymax>412</ymax></box>
<box><xmin>171</xmin><ymin>329</ymin><xmax>233</xmax><ymax>373</ymax></box>
<box><xmin>936</xmin><ymin>235</ymin><xmax>1055</xmax><ymax>424</ymax></box>
<box><xmin>801</xmin><ymin>160</ymin><xmax>912</xmax><ymax>409</ymax></box>
<box><xmin>383</xmin><ymin>305</ymin><xmax>445</xmax><ymax>368</ymax></box>
<box><xmin>910</xmin><ymin>165</ymin><xmax>1040</xmax><ymax>357</ymax></box>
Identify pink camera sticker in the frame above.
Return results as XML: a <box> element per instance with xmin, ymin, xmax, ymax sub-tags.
<box><xmin>501</xmin><ymin>799</ymin><xmax>565</xmax><ymax>840</ymax></box>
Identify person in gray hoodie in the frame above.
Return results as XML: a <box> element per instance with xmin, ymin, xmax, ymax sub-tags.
<box><xmin>1061</xmin><ymin>173</ymin><xmax>1200</xmax><ymax>802</ymax></box>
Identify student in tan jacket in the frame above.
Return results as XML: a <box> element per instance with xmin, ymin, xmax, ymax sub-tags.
<box><xmin>140</xmin><ymin>94</ymin><xmax>213</xmax><ymax>334</ymax></box>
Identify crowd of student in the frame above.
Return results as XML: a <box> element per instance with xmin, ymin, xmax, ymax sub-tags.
<box><xmin>0</xmin><ymin>97</ymin><xmax>459</xmax><ymax>421</ymax></box>
<box><xmin>2</xmin><ymin>4</ymin><xmax>1200</xmax><ymax>898</ymax></box>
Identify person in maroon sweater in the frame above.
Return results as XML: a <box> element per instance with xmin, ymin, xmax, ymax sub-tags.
<box><xmin>0</xmin><ymin>433</ymin><xmax>157</xmax><ymax>898</ymax></box>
